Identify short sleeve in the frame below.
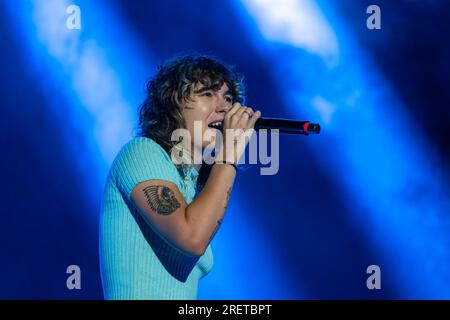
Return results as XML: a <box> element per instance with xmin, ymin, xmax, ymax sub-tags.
<box><xmin>112</xmin><ymin>137</ymin><xmax>181</xmax><ymax>200</ymax></box>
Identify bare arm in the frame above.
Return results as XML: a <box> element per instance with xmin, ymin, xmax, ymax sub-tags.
<box><xmin>131</xmin><ymin>104</ymin><xmax>261</xmax><ymax>256</ymax></box>
<box><xmin>184</xmin><ymin>163</ymin><xmax>236</xmax><ymax>253</ymax></box>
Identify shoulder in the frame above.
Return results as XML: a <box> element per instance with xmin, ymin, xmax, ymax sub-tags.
<box><xmin>110</xmin><ymin>137</ymin><xmax>181</xmax><ymax>197</ymax></box>
<box><xmin>113</xmin><ymin>137</ymin><xmax>170</xmax><ymax>168</ymax></box>
<box><xmin>120</xmin><ymin>136</ymin><xmax>166</xmax><ymax>157</ymax></box>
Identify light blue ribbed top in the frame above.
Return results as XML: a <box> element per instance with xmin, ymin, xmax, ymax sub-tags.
<box><xmin>99</xmin><ymin>137</ymin><xmax>214</xmax><ymax>300</ymax></box>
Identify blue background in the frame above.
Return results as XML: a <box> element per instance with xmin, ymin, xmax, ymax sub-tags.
<box><xmin>1</xmin><ymin>0</ymin><xmax>449</xmax><ymax>299</ymax></box>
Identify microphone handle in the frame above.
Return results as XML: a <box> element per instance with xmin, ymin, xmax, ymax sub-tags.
<box><xmin>255</xmin><ymin>117</ymin><xmax>321</xmax><ymax>135</ymax></box>
<box><xmin>212</xmin><ymin>117</ymin><xmax>321</xmax><ymax>135</ymax></box>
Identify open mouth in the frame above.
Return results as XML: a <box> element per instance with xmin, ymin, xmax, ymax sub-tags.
<box><xmin>208</xmin><ymin>121</ymin><xmax>223</xmax><ymax>132</ymax></box>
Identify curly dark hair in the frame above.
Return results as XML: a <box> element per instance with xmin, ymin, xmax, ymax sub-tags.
<box><xmin>137</xmin><ymin>54</ymin><xmax>246</xmax><ymax>188</ymax></box>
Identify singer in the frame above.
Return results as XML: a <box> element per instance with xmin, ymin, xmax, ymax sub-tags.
<box><xmin>99</xmin><ymin>54</ymin><xmax>261</xmax><ymax>299</ymax></box>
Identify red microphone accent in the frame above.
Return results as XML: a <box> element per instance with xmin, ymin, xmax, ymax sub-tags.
<box><xmin>302</xmin><ymin>121</ymin><xmax>310</xmax><ymax>133</ymax></box>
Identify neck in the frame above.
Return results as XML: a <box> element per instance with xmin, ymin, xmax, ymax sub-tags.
<box><xmin>191</xmin><ymin>143</ymin><xmax>203</xmax><ymax>172</ymax></box>
<box><xmin>179</xmin><ymin>141</ymin><xmax>203</xmax><ymax>172</ymax></box>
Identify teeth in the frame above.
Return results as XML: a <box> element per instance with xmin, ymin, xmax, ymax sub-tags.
<box><xmin>210</xmin><ymin>121</ymin><xmax>222</xmax><ymax>127</ymax></box>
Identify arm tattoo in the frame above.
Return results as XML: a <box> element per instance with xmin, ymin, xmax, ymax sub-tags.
<box><xmin>142</xmin><ymin>185</ymin><xmax>180</xmax><ymax>215</ymax></box>
<box><xmin>209</xmin><ymin>187</ymin><xmax>232</xmax><ymax>244</ymax></box>
<box><xmin>224</xmin><ymin>187</ymin><xmax>232</xmax><ymax>211</ymax></box>
<box><xmin>208</xmin><ymin>218</ymin><xmax>223</xmax><ymax>244</ymax></box>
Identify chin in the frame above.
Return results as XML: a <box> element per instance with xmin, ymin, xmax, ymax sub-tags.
<box><xmin>204</xmin><ymin>128</ymin><xmax>218</xmax><ymax>142</ymax></box>
<box><xmin>202</xmin><ymin>129</ymin><xmax>219</xmax><ymax>151</ymax></box>
<box><xmin>202</xmin><ymin>137</ymin><xmax>217</xmax><ymax>149</ymax></box>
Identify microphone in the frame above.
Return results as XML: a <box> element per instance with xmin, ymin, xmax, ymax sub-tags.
<box><xmin>254</xmin><ymin>117</ymin><xmax>321</xmax><ymax>135</ymax></box>
<box><xmin>210</xmin><ymin>117</ymin><xmax>321</xmax><ymax>135</ymax></box>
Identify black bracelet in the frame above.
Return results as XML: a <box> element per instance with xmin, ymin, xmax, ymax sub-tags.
<box><xmin>215</xmin><ymin>162</ymin><xmax>238</xmax><ymax>172</ymax></box>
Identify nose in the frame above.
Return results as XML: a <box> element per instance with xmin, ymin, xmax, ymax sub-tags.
<box><xmin>215</xmin><ymin>96</ymin><xmax>231</xmax><ymax>114</ymax></box>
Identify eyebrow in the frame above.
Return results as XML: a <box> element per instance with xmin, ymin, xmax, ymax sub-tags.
<box><xmin>194</xmin><ymin>85</ymin><xmax>232</xmax><ymax>96</ymax></box>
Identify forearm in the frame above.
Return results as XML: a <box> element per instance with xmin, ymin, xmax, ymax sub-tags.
<box><xmin>185</xmin><ymin>163</ymin><xmax>236</xmax><ymax>254</ymax></box>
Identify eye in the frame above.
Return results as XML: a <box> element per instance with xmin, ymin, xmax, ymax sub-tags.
<box><xmin>202</xmin><ymin>91</ymin><xmax>213</xmax><ymax>97</ymax></box>
<box><xmin>225</xmin><ymin>95</ymin><xmax>233</xmax><ymax>103</ymax></box>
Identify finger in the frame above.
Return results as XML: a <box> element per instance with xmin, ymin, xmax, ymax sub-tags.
<box><xmin>239</xmin><ymin>108</ymin><xmax>255</xmax><ymax>127</ymax></box>
<box><xmin>234</xmin><ymin>106</ymin><xmax>253</xmax><ymax>120</ymax></box>
<box><xmin>243</xmin><ymin>107</ymin><xmax>255</xmax><ymax>118</ymax></box>
<box><xmin>246</xmin><ymin>110</ymin><xmax>261</xmax><ymax>129</ymax></box>
<box><xmin>226</xmin><ymin>102</ymin><xmax>241</xmax><ymax>119</ymax></box>
<box><xmin>233</xmin><ymin>105</ymin><xmax>248</xmax><ymax>117</ymax></box>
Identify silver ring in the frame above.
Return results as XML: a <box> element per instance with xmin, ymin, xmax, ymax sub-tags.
<box><xmin>243</xmin><ymin>110</ymin><xmax>253</xmax><ymax>117</ymax></box>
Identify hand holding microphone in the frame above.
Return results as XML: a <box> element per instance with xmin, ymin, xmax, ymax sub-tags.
<box><xmin>213</xmin><ymin>102</ymin><xmax>321</xmax><ymax>166</ymax></box>
<box><xmin>211</xmin><ymin>108</ymin><xmax>321</xmax><ymax>135</ymax></box>
<box><xmin>215</xmin><ymin>103</ymin><xmax>261</xmax><ymax>165</ymax></box>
